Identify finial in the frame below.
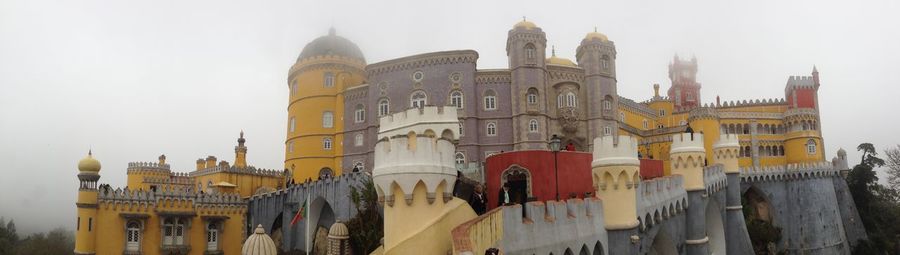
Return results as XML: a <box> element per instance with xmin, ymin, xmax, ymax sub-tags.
<box><xmin>240</xmin><ymin>130</ymin><xmax>244</xmax><ymax>138</ymax></box>
<box><xmin>551</xmin><ymin>45</ymin><xmax>556</xmax><ymax>57</ymax></box>
<box><xmin>812</xmin><ymin>65</ymin><xmax>818</xmax><ymax>73</ymax></box>
<box><xmin>88</xmin><ymin>149</ymin><xmax>92</xmax><ymax>156</ymax></box>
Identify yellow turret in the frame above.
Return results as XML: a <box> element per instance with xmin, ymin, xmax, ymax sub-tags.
<box><xmin>235</xmin><ymin>131</ymin><xmax>248</xmax><ymax>168</ymax></box>
<box><xmin>713</xmin><ymin>134</ymin><xmax>740</xmax><ymax>173</ymax></box>
<box><xmin>671</xmin><ymin>133</ymin><xmax>706</xmax><ymax>191</ymax></box>
<box><xmin>591</xmin><ymin>135</ymin><xmax>641</xmax><ymax>230</ymax></box>
<box><xmin>75</xmin><ymin>151</ymin><xmax>100</xmax><ymax>255</ymax></box>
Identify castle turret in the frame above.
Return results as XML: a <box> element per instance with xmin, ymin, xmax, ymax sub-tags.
<box><xmin>688</xmin><ymin>106</ymin><xmax>721</xmax><ymax>161</ymax></box>
<box><xmin>783</xmin><ymin>68</ymin><xmax>824</xmax><ymax>164</ymax></box>
<box><xmin>74</xmin><ymin>151</ymin><xmax>101</xmax><ymax>255</ymax></box>
<box><xmin>714</xmin><ymin>134</ymin><xmax>755</xmax><ymax>254</ymax></box>
<box><xmin>591</xmin><ymin>135</ymin><xmax>641</xmax><ymax>254</ymax></box>
<box><xmin>373</xmin><ymin>106</ymin><xmax>476</xmax><ymax>254</ymax></box>
<box><xmin>235</xmin><ymin>131</ymin><xmax>248</xmax><ymax>168</ymax></box>
<box><xmin>578</xmin><ymin>28</ymin><xmax>619</xmax><ymax>146</ymax></box>
<box><xmin>507</xmin><ymin>18</ymin><xmax>550</xmax><ymax>150</ymax></box>
<box><xmin>671</xmin><ymin>133</ymin><xmax>707</xmax><ymax>191</ymax></box>
<box><xmin>667</xmin><ymin>55</ymin><xmax>701</xmax><ymax>111</ymax></box>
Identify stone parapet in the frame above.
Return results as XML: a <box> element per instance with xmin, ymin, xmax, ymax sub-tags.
<box><xmin>189</xmin><ymin>166</ymin><xmax>283</xmax><ymax>178</ymax></box>
<box><xmin>704</xmin><ymin>164</ymin><xmax>727</xmax><ymax>194</ymax></box>
<box><xmin>591</xmin><ymin>135</ymin><xmax>639</xmax><ymax>167</ymax></box>
<box><xmin>126</xmin><ymin>162</ymin><xmax>171</xmax><ymax>174</ymax></box>
<box><xmin>739</xmin><ymin>161</ymin><xmax>838</xmax><ymax>183</ymax></box>
<box><xmin>636</xmin><ymin>175</ymin><xmax>687</xmax><ymax>231</ymax></box>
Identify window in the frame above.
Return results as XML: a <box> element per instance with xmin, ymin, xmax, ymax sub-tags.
<box><xmin>354</xmin><ymin>133</ymin><xmax>364</xmax><ymax>147</ymax></box>
<box><xmin>807</xmin><ymin>139</ymin><xmax>817</xmax><ymax>154</ymax></box>
<box><xmin>642</xmin><ymin>119</ymin><xmax>649</xmax><ymax>129</ymax></box>
<box><xmin>319</xmin><ymin>168</ymin><xmax>334</xmax><ymax>179</ymax></box>
<box><xmin>354</xmin><ymin>104</ymin><xmax>365</xmax><ymax>123</ymax></box>
<box><xmin>680</xmin><ymin>120</ymin><xmax>688</xmax><ymax>126</ymax></box>
<box><xmin>289</xmin><ymin>117</ymin><xmax>296</xmax><ymax>132</ymax></box>
<box><xmin>411</xmin><ymin>91</ymin><xmax>427</xmax><ymax>108</ymax></box>
<box><xmin>484</xmin><ymin>90</ymin><xmax>497</xmax><ymax>110</ymax></box>
<box><xmin>291</xmin><ymin>81</ymin><xmax>298</xmax><ymax>95</ymax></box>
<box><xmin>353</xmin><ymin>162</ymin><xmax>364</xmax><ymax>172</ymax></box>
<box><xmin>486</xmin><ymin>122</ymin><xmax>497</xmax><ymax>136</ymax></box>
<box><xmin>619</xmin><ymin>112</ymin><xmax>625</xmax><ymax>122</ymax></box>
<box><xmin>324</xmin><ymin>72</ymin><xmax>334</xmax><ymax>87</ymax></box>
<box><xmin>287</xmin><ymin>141</ymin><xmax>294</xmax><ymax>153</ymax></box>
<box><xmin>378</xmin><ymin>99</ymin><xmax>390</xmax><ymax>116</ymax></box>
<box><xmin>323</xmin><ymin>138</ymin><xmax>333</xmax><ymax>150</ymax></box>
<box><xmin>455</xmin><ymin>152</ymin><xmax>466</xmax><ymax>166</ymax></box>
<box><xmin>604</xmin><ymin>126</ymin><xmax>612</xmax><ymax>136</ymax></box>
<box><xmin>126</xmin><ymin>221</ymin><xmax>141</xmax><ymax>252</ymax></box>
<box><xmin>459</xmin><ymin>125</ymin><xmax>464</xmax><ymax>137</ymax></box>
<box><xmin>163</xmin><ymin>218</ymin><xmax>185</xmax><ymax>245</ymax></box>
<box><xmin>77</xmin><ymin>217</ymin><xmax>80</xmax><ymax>231</ymax></box>
<box><xmin>322</xmin><ymin>112</ymin><xmax>334</xmax><ymax>128</ymax></box>
<box><xmin>89</xmin><ymin>218</ymin><xmax>92</xmax><ymax>231</ymax></box>
<box><xmin>450</xmin><ymin>91</ymin><xmax>464</xmax><ymax>108</ymax></box>
<box><xmin>603</xmin><ymin>100</ymin><xmax>611</xmax><ymax>110</ymax></box>
<box><xmin>207</xmin><ymin>223</ymin><xmax>218</xmax><ymax>251</ymax></box>
<box><xmin>528</xmin><ymin>119</ymin><xmax>539</xmax><ymax>132</ymax></box>
<box><xmin>525</xmin><ymin>44</ymin><xmax>536</xmax><ymax>60</ymax></box>
<box><xmin>686</xmin><ymin>92</ymin><xmax>695</xmax><ymax>101</ymax></box>
<box><xmin>527</xmin><ymin>88</ymin><xmax>538</xmax><ymax>104</ymax></box>
<box><xmin>601</xmin><ymin>55</ymin><xmax>610</xmax><ymax>70</ymax></box>
<box><xmin>659</xmin><ymin>109</ymin><xmax>666</xmax><ymax>116</ymax></box>
<box><xmin>657</xmin><ymin>124</ymin><xmax>664</xmax><ymax>129</ymax></box>
<box><xmin>559</xmin><ymin>92</ymin><xmax>577</xmax><ymax>108</ymax></box>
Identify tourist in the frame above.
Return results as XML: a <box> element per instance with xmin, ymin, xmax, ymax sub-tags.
<box><xmin>565</xmin><ymin>142</ymin><xmax>576</xmax><ymax>151</ymax></box>
<box><xmin>468</xmin><ymin>184</ymin><xmax>487</xmax><ymax>215</ymax></box>
<box><xmin>498</xmin><ymin>183</ymin><xmax>511</xmax><ymax>207</ymax></box>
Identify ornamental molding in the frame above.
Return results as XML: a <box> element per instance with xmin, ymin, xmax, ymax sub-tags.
<box><xmin>288</xmin><ymin>62</ymin><xmax>365</xmax><ymax>81</ymax></box>
<box><xmin>366</xmin><ymin>50</ymin><xmax>479</xmax><ymax>76</ymax></box>
<box><xmin>547</xmin><ymin>68</ymin><xmax>584</xmax><ymax>83</ymax></box>
<box><xmin>717</xmin><ymin>111</ymin><xmax>783</xmax><ymax>120</ymax></box>
<box><xmin>475</xmin><ymin>71</ymin><xmax>511</xmax><ymax>84</ymax></box>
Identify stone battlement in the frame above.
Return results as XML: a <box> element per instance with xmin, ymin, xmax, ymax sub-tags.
<box><xmin>377</xmin><ymin>106</ymin><xmax>460</xmax><ymax>140</ymax></box>
<box><xmin>739</xmin><ymin>161</ymin><xmax>839</xmax><ymax>183</ymax></box>
<box><xmin>373</xmin><ymin>135</ymin><xmax>457</xmax><ymax>205</ymax></box>
<box><xmin>190</xmin><ymin>165</ymin><xmax>284</xmax><ymax>178</ymax></box>
<box><xmin>143</xmin><ymin>175</ymin><xmax>193</xmax><ymax>185</ymax></box>
<box><xmin>126</xmin><ymin>162</ymin><xmax>171</xmax><ymax>173</ymax></box>
<box><xmin>687</xmin><ymin>106</ymin><xmax>719</xmax><ymax>121</ymax></box>
<box><xmin>637</xmin><ymin>175</ymin><xmax>687</xmax><ymax>230</ymax></box>
<box><xmin>717</xmin><ymin>98</ymin><xmax>786</xmax><ymax>108</ymax></box>
<box><xmin>97</xmin><ymin>186</ymin><xmax>244</xmax><ymax>209</ymax></box>
<box><xmin>704</xmin><ymin>164</ymin><xmax>727</xmax><ymax>194</ymax></box>
<box><xmin>713</xmin><ymin>134</ymin><xmax>740</xmax><ymax>149</ymax></box>
<box><xmin>592</xmin><ymin>135</ymin><xmax>639</xmax><ymax>167</ymax></box>
<box><xmin>671</xmin><ymin>133</ymin><xmax>705</xmax><ymax>154</ymax></box>
<box><xmin>250</xmin><ymin>171</ymin><xmax>368</xmax><ymax>199</ymax></box>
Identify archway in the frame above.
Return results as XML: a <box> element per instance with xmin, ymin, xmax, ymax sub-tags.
<box><xmin>579</xmin><ymin>244</ymin><xmax>590</xmax><ymax>255</ymax></box>
<box><xmin>742</xmin><ymin>186</ymin><xmax>780</xmax><ymax>254</ymax></box>
<box><xmin>564</xmin><ymin>248</ymin><xmax>574</xmax><ymax>255</ymax></box>
<box><xmin>306</xmin><ymin>196</ymin><xmax>336</xmax><ymax>254</ymax></box>
<box><xmin>500</xmin><ymin>165</ymin><xmax>531</xmax><ymax>205</ymax></box>
<box><xmin>270</xmin><ymin>214</ymin><xmax>283</xmax><ymax>252</ymax></box>
<box><xmin>593</xmin><ymin>241</ymin><xmax>604</xmax><ymax>255</ymax></box>
<box><xmin>647</xmin><ymin>227</ymin><xmax>677</xmax><ymax>255</ymax></box>
<box><xmin>706</xmin><ymin>199</ymin><xmax>726</xmax><ymax>255</ymax></box>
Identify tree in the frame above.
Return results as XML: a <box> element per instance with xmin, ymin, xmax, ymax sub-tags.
<box><xmin>885</xmin><ymin>145</ymin><xmax>900</xmax><ymax>190</ymax></box>
<box><xmin>0</xmin><ymin>218</ymin><xmax>19</xmax><ymax>254</ymax></box>
<box><xmin>848</xmin><ymin>143</ymin><xmax>900</xmax><ymax>254</ymax></box>
<box><xmin>347</xmin><ymin>178</ymin><xmax>383</xmax><ymax>254</ymax></box>
<box><xmin>15</xmin><ymin>227</ymin><xmax>74</xmax><ymax>255</ymax></box>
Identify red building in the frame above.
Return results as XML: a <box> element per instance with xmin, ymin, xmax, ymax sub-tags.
<box><xmin>484</xmin><ymin>150</ymin><xmax>663</xmax><ymax>211</ymax></box>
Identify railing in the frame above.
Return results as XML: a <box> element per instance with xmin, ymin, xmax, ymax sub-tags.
<box><xmin>451</xmin><ymin>207</ymin><xmax>504</xmax><ymax>255</ymax></box>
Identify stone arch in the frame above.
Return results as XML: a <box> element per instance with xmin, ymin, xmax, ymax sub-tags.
<box><xmin>743</xmin><ymin>186</ymin><xmax>775</xmax><ymax>223</ymax></box>
<box><xmin>307</xmin><ymin>196</ymin><xmax>336</xmax><ymax>253</ymax></box>
<box><xmin>501</xmin><ymin>165</ymin><xmax>532</xmax><ymax>205</ymax></box>
<box><xmin>647</xmin><ymin>225</ymin><xmax>678</xmax><ymax>255</ymax></box>
<box><xmin>593</xmin><ymin>241</ymin><xmax>604</xmax><ymax>255</ymax></box>
<box><xmin>270</xmin><ymin>213</ymin><xmax>284</xmax><ymax>251</ymax></box>
<box><xmin>565</xmin><ymin>248</ymin><xmax>574</xmax><ymax>255</ymax></box>
<box><xmin>441</xmin><ymin>129</ymin><xmax>455</xmax><ymax>140</ymax></box>
<box><xmin>706</xmin><ymin>198</ymin><xmax>726</xmax><ymax>255</ymax></box>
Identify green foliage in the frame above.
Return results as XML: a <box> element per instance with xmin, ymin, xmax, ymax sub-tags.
<box><xmin>347</xmin><ymin>177</ymin><xmax>383</xmax><ymax>254</ymax></box>
<box><xmin>885</xmin><ymin>145</ymin><xmax>900</xmax><ymax>191</ymax></box>
<box><xmin>0</xmin><ymin>218</ymin><xmax>74</xmax><ymax>255</ymax></box>
<box><xmin>746</xmin><ymin>219</ymin><xmax>782</xmax><ymax>254</ymax></box>
<box><xmin>849</xmin><ymin>143</ymin><xmax>900</xmax><ymax>254</ymax></box>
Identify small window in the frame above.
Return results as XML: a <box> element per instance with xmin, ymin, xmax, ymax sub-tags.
<box><xmin>686</xmin><ymin>92</ymin><xmax>695</xmax><ymax>101</ymax></box>
<box><xmin>657</xmin><ymin>124</ymin><xmax>664</xmax><ymax>129</ymax></box>
<box><xmin>659</xmin><ymin>109</ymin><xmax>666</xmax><ymax>116</ymax></box>
<box><xmin>126</xmin><ymin>221</ymin><xmax>141</xmax><ymax>251</ymax></box>
<box><xmin>526</xmin><ymin>88</ymin><xmax>539</xmax><ymax>104</ymax></box>
<box><xmin>601</xmin><ymin>55</ymin><xmax>611</xmax><ymax>70</ymax></box>
<box><xmin>619</xmin><ymin>112</ymin><xmax>625</xmax><ymax>122</ymax></box>
<box><xmin>807</xmin><ymin>139</ymin><xmax>816</xmax><ymax>154</ymax></box>
<box><xmin>450</xmin><ymin>91</ymin><xmax>464</xmax><ymax>108</ymax></box>
<box><xmin>603</xmin><ymin>126</ymin><xmax>612</xmax><ymax>136</ymax></box>
<box><xmin>354</xmin><ymin>104</ymin><xmax>365</xmax><ymax>123</ymax></box>
<box><xmin>89</xmin><ymin>218</ymin><xmax>92</xmax><ymax>231</ymax></box>
<box><xmin>484</xmin><ymin>90</ymin><xmax>497</xmax><ymax>110</ymax></box>
<box><xmin>680</xmin><ymin>120</ymin><xmax>687</xmax><ymax>126</ymax></box>
<box><xmin>77</xmin><ymin>217</ymin><xmax>80</xmax><ymax>231</ymax></box>
<box><xmin>455</xmin><ymin>152</ymin><xmax>466</xmax><ymax>166</ymax></box>
<box><xmin>528</xmin><ymin>119</ymin><xmax>539</xmax><ymax>133</ymax></box>
<box><xmin>289</xmin><ymin>117</ymin><xmax>296</xmax><ymax>132</ymax></box>
<box><xmin>566</xmin><ymin>92</ymin><xmax>577</xmax><ymax>107</ymax></box>
<box><xmin>291</xmin><ymin>82</ymin><xmax>298</xmax><ymax>95</ymax></box>
<box><xmin>378</xmin><ymin>99</ymin><xmax>390</xmax><ymax>116</ymax></box>
<box><xmin>287</xmin><ymin>141</ymin><xmax>294</xmax><ymax>153</ymax></box>
<box><xmin>322</xmin><ymin>112</ymin><xmax>334</xmax><ymax>128</ymax></box>
<box><xmin>323</xmin><ymin>138</ymin><xmax>333</xmax><ymax>150</ymax></box>
<box><xmin>319</xmin><ymin>168</ymin><xmax>334</xmax><ymax>179</ymax></box>
<box><xmin>603</xmin><ymin>100</ymin><xmax>611</xmax><ymax>110</ymax></box>
<box><xmin>411</xmin><ymin>91</ymin><xmax>427</xmax><ymax>108</ymax></box>
<box><xmin>324</xmin><ymin>72</ymin><xmax>335</xmax><ymax>87</ymax></box>
<box><xmin>486</xmin><ymin>122</ymin><xmax>497</xmax><ymax>136</ymax></box>
<box><xmin>207</xmin><ymin>223</ymin><xmax>218</xmax><ymax>251</ymax></box>
<box><xmin>525</xmin><ymin>44</ymin><xmax>536</xmax><ymax>60</ymax></box>
<box><xmin>354</xmin><ymin>133</ymin><xmax>364</xmax><ymax>147</ymax></box>
<box><xmin>353</xmin><ymin>162</ymin><xmax>364</xmax><ymax>172</ymax></box>
<box><xmin>642</xmin><ymin>119</ymin><xmax>649</xmax><ymax>129</ymax></box>
<box><xmin>459</xmin><ymin>125</ymin><xmax>464</xmax><ymax>137</ymax></box>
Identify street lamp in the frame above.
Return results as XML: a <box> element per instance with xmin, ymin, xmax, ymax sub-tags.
<box><xmin>549</xmin><ymin>134</ymin><xmax>562</xmax><ymax>201</ymax></box>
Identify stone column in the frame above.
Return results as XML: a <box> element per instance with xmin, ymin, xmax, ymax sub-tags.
<box><xmin>714</xmin><ymin>134</ymin><xmax>754</xmax><ymax>254</ymax></box>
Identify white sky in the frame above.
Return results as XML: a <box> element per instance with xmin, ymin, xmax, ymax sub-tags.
<box><xmin>1</xmin><ymin>0</ymin><xmax>898</xmax><ymax>234</ymax></box>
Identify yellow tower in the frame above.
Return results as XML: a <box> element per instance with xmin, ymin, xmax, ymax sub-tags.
<box><xmin>671</xmin><ymin>133</ymin><xmax>706</xmax><ymax>191</ymax></box>
<box><xmin>235</xmin><ymin>131</ymin><xmax>248</xmax><ymax>168</ymax></box>
<box><xmin>712</xmin><ymin>134</ymin><xmax>741</xmax><ymax>173</ymax></box>
<box><xmin>74</xmin><ymin>151</ymin><xmax>101</xmax><ymax>255</ymax></box>
<box><xmin>591</xmin><ymin>135</ymin><xmax>641</xmax><ymax>230</ymax></box>
<box><xmin>286</xmin><ymin>28</ymin><xmax>366</xmax><ymax>181</ymax></box>
<box><xmin>372</xmin><ymin>106</ymin><xmax>475</xmax><ymax>254</ymax></box>
<box><xmin>783</xmin><ymin>110</ymin><xmax>824</xmax><ymax>164</ymax></box>
<box><xmin>687</xmin><ymin>106</ymin><xmax>721</xmax><ymax>162</ymax></box>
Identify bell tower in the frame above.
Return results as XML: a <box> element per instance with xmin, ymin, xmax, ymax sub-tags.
<box><xmin>667</xmin><ymin>55</ymin><xmax>701</xmax><ymax>111</ymax></box>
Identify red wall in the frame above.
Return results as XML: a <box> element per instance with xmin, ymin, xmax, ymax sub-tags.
<box><xmin>484</xmin><ymin>150</ymin><xmax>664</xmax><ymax>210</ymax></box>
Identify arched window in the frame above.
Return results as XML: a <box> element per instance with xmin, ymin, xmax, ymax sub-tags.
<box><xmin>323</xmin><ymin>137</ymin><xmax>333</xmax><ymax>150</ymax></box>
<box><xmin>354</xmin><ymin>133</ymin><xmax>364</xmax><ymax>147</ymax></box>
<box><xmin>206</xmin><ymin>223</ymin><xmax>218</xmax><ymax>251</ymax></box>
<box><xmin>410</xmin><ymin>91</ymin><xmax>427</xmax><ymax>108</ymax></box>
<box><xmin>163</xmin><ymin>218</ymin><xmax>185</xmax><ymax>245</ymax></box>
<box><xmin>528</xmin><ymin>119</ymin><xmax>539</xmax><ymax>132</ymax></box>
<box><xmin>601</xmin><ymin>55</ymin><xmax>611</xmax><ymax>70</ymax></box>
<box><xmin>322</xmin><ymin>111</ymin><xmax>334</xmax><ymax>128</ymax></box>
<box><xmin>378</xmin><ymin>98</ymin><xmax>390</xmax><ymax>116</ymax></box>
<box><xmin>802</xmin><ymin>121</ymin><xmax>809</xmax><ymax>131</ymax></box>
<box><xmin>354</xmin><ymin>104</ymin><xmax>365</xmax><ymax>123</ymax></box>
<box><xmin>483</xmin><ymin>90</ymin><xmax>497</xmax><ymax>110</ymax></box>
<box><xmin>619</xmin><ymin>112</ymin><xmax>625</xmax><ymax>122</ymax></box>
<box><xmin>642</xmin><ymin>119</ymin><xmax>649</xmax><ymax>129</ymax></box>
<box><xmin>126</xmin><ymin>221</ymin><xmax>141</xmax><ymax>251</ymax></box>
<box><xmin>291</xmin><ymin>81</ymin><xmax>298</xmax><ymax>95</ymax></box>
<box><xmin>807</xmin><ymin>139</ymin><xmax>817</xmax><ymax>154</ymax></box>
<box><xmin>486</xmin><ymin>122</ymin><xmax>497</xmax><ymax>136</ymax></box>
<box><xmin>289</xmin><ymin>116</ymin><xmax>296</xmax><ymax>132</ymax></box>
<box><xmin>455</xmin><ymin>152</ymin><xmax>466</xmax><ymax>166</ymax></box>
<box><xmin>319</xmin><ymin>168</ymin><xmax>334</xmax><ymax>179</ymax></box>
<box><xmin>287</xmin><ymin>141</ymin><xmax>294</xmax><ymax>153</ymax></box>
<box><xmin>779</xmin><ymin>145</ymin><xmax>785</xmax><ymax>156</ymax></box>
<box><xmin>603</xmin><ymin>100</ymin><xmax>612</xmax><ymax>110</ymax></box>
<box><xmin>324</xmin><ymin>72</ymin><xmax>335</xmax><ymax>87</ymax></box>
<box><xmin>680</xmin><ymin>120</ymin><xmax>688</xmax><ymax>126</ymax></box>
<box><xmin>604</xmin><ymin>126</ymin><xmax>612</xmax><ymax>136</ymax></box>
<box><xmin>566</xmin><ymin>92</ymin><xmax>577</xmax><ymax>107</ymax></box>
<box><xmin>450</xmin><ymin>91</ymin><xmax>464</xmax><ymax>108</ymax></box>
<box><xmin>525</xmin><ymin>43</ymin><xmax>536</xmax><ymax>61</ymax></box>
<box><xmin>526</xmin><ymin>88</ymin><xmax>539</xmax><ymax>104</ymax></box>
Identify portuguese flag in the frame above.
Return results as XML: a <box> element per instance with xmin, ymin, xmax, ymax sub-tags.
<box><xmin>290</xmin><ymin>199</ymin><xmax>307</xmax><ymax>226</ymax></box>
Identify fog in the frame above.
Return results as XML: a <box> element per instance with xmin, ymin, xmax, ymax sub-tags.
<box><xmin>1</xmin><ymin>0</ymin><xmax>898</xmax><ymax>234</ymax></box>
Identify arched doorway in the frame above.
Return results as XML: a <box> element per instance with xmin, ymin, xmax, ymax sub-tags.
<box><xmin>579</xmin><ymin>244</ymin><xmax>590</xmax><ymax>255</ymax></box>
<box><xmin>648</xmin><ymin>227</ymin><xmax>677</xmax><ymax>255</ymax></box>
<box><xmin>500</xmin><ymin>165</ymin><xmax>531</xmax><ymax>205</ymax></box>
<box><xmin>706</xmin><ymin>199</ymin><xmax>726</xmax><ymax>255</ymax></box>
<box><xmin>270</xmin><ymin>214</ymin><xmax>283</xmax><ymax>252</ymax></box>
<box><xmin>742</xmin><ymin>186</ymin><xmax>780</xmax><ymax>254</ymax></box>
<box><xmin>306</xmin><ymin>197</ymin><xmax>336</xmax><ymax>254</ymax></box>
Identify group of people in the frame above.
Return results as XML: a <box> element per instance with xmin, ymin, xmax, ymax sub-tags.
<box><xmin>466</xmin><ymin>182</ymin><xmax>516</xmax><ymax>216</ymax></box>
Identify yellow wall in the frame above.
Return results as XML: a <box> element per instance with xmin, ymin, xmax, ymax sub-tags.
<box><xmin>380</xmin><ymin>182</ymin><xmax>477</xmax><ymax>255</ymax></box>
<box><xmin>286</xmin><ymin>56</ymin><xmax>366</xmax><ymax>181</ymax></box>
<box><xmin>785</xmin><ymin>131</ymin><xmax>824</xmax><ymax>164</ymax></box>
<box><xmin>74</xmin><ymin>190</ymin><xmax>98</xmax><ymax>254</ymax></box>
<box><xmin>592</xmin><ymin>165</ymin><xmax>640</xmax><ymax>230</ymax></box>
<box><xmin>194</xmin><ymin>172</ymin><xmax>283</xmax><ymax>198</ymax></box>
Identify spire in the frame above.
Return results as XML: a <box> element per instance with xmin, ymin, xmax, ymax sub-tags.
<box><xmin>551</xmin><ymin>45</ymin><xmax>556</xmax><ymax>57</ymax></box>
<box><xmin>88</xmin><ymin>149</ymin><xmax>92</xmax><ymax>156</ymax></box>
<box><xmin>237</xmin><ymin>130</ymin><xmax>246</xmax><ymax>145</ymax></box>
<box><xmin>812</xmin><ymin>65</ymin><xmax>818</xmax><ymax>73</ymax></box>
<box><xmin>523</xmin><ymin>16</ymin><xmax>526</xmax><ymax>22</ymax></box>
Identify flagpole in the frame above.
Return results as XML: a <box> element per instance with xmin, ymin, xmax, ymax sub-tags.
<box><xmin>306</xmin><ymin>191</ymin><xmax>310</xmax><ymax>255</ymax></box>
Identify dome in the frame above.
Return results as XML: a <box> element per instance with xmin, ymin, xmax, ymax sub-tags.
<box><xmin>546</xmin><ymin>56</ymin><xmax>576</xmax><ymax>66</ymax></box>
<box><xmin>838</xmin><ymin>148</ymin><xmax>847</xmax><ymax>157</ymax></box>
<box><xmin>513</xmin><ymin>20</ymin><xmax>537</xmax><ymax>30</ymax></box>
<box><xmin>328</xmin><ymin>221</ymin><xmax>349</xmax><ymax>239</ymax></box>
<box><xmin>78</xmin><ymin>151</ymin><xmax>101</xmax><ymax>173</ymax></box>
<box><xmin>297</xmin><ymin>28</ymin><xmax>365</xmax><ymax>62</ymax></box>
<box><xmin>584</xmin><ymin>31</ymin><xmax>609</xmax><ymax>42</ymax></box>
<box><xmin>242</xmin><ymin>225</ymin><xmax>277</xmax><ymax>255</ymax></box>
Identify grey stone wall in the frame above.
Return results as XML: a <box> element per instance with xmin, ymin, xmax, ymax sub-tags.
<box><xmin>499</xmin><ymin>199</ymin><xmax>608</xmax><ymax>255</ymax></box>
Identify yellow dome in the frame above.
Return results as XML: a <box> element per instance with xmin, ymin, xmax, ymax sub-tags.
<box><xmin>513</xmin><ymin>20</ymin><xmax>537</xmax><ymax>29</ymax></box>
<box><xmin>546</xmin><ymin>56</ymin><xmax>576</xmax><ymax>66</ymax></box>
<box><xmin>585</xmin><ymin>31</ymin><xmax>609</xmax><ymax>42</ymax></box>
<box><xmin>78</xmin><ymin>151</ymin><xmax>101</xmax><ymax>173</ymax></box>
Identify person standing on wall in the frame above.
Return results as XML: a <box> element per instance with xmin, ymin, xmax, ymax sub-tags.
<box><xmin>468</xmin><ymin>184</ymin><xmax>487</xmax><ymax>215</ymax></box>
<box><xmin>498</xmin><ymin>182</ymin><xmax>511</xmax><ymax>207</ymax></box>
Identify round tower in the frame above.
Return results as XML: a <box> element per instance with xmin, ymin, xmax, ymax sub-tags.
<box><xmin>670</xmin><ymin>132</ymin><xmax>706</xmax><ymax>191</ymax></box>
<box><xmin>506</xmin><ymin>19</ymin><xmax>550</xmax><ymax>150</ymax></box>
<box><xmin>687</xmin><ymin>106</ymin><xmax>721</xmax><ymax>161</ymax></box>
<box><xmin>577</xmin><ymin>29</ymin><xmax>619</xmax><ymax>147</ymax></box>
<box><xmin>235</xmin><ymin>131</ymin><xmax>248</xmax><ymax>168</ymax></box>
<box><xmin>591</xmin><ymin>135</ymin><xmax>640</xmax><ymax>230</ymax></box>
<box><xmin>783</xmin><ymin>104</ymin><xmax>823</xmax><ymax>164</ymax></box>
<box><xmin>286</xmin><ymin>28</ymin><xmax>367</xmax><ymax>182</ymax></box>
<box><xmin>712</xmin><ymin>134</ymin><xmax>740</xmax><ymax>173</ymax></box>
<box><xmin>74</xmin><ymin>151</ymin><xmax>101</xmax><ymax>255</ymax></box>
<box><xmin>372</xmin><ymin>106</ymin><xmax>475</xmax><ymax>254</ymax></box>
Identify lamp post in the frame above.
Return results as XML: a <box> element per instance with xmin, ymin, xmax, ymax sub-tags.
<box><xmin>549</xmin><ymin>134</ymin><xmax>562</xmax><ymax>201</ymax></box>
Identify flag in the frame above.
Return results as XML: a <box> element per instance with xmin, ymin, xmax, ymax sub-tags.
<box><xmin>290</xmin><ymin>199</ymin><xmax>307</xmax><ymax>226</ymax></box>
